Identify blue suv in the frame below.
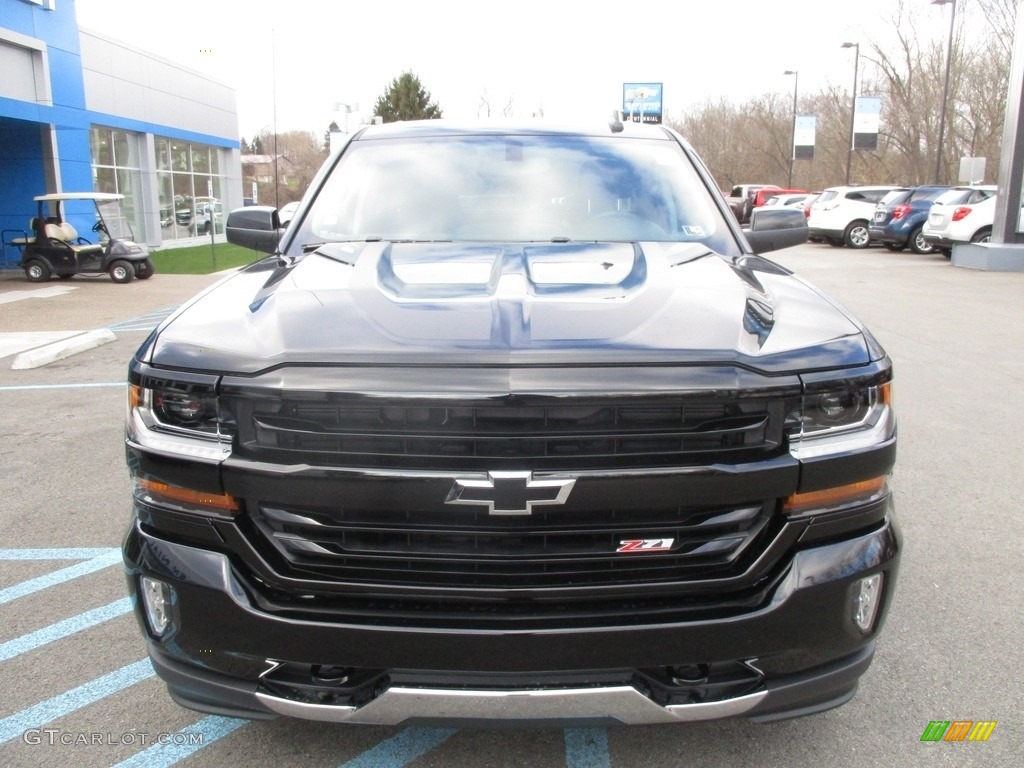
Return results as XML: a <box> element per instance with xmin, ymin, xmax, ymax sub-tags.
<box><xmin>868</xmin><ymin>185</ymin><xmax>949</xmax><ymax>254</ymax></box>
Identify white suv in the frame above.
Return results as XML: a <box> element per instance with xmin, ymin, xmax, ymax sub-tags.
<box><xmin>921</xmin><ymin>186</ymin><xmax>998</xmax><ymax>255</ymax></box>
<box><xmin>808</xmin><ymin>185</ymin><xmax>902</xmax><ymax>248</ymax></box>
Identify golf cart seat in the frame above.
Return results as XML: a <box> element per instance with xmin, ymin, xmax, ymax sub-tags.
<box><xmin>45</xmin><ymin>220</ymin><xmax>104</xmax><ymax>255</ymax></box>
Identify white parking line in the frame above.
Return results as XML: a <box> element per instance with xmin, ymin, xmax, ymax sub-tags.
<box><xmin>0</xmin><ymin>660</ymin><xmax>154</xmax><ymax>744</ymax></box>
<box><xmin>0</xmin><ymin>550</ymin><xmax>123</xmax><ymax>605</ymax></box>
<box><xmin>0</xmin><ymin>285</ymin><xmax>77</xmax><ymax>305</ymax></box>
<box><xmin>0</xmin><ymin>598</ymin><xmax>132</xmax><ymax>661</ymax></box>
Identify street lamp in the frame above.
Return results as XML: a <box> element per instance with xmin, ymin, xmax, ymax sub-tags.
<box><xmin>933</xmin><ymin>0</ymin><xmax>957</xmax><ymax>183</ymax></box>
<box><xmin>784</xmin><ymin>70</ymin><xmax>799</xmax><ymax>187</ymax></box>
<box><xmin>842</xmin><ymin>42</ymin><xmax>860</xmax><ymax>185</ymax></box>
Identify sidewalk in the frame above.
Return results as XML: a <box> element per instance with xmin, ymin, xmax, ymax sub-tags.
<box><xmin>0</xmin><ymin>269</ymin><xmax>228</xmax><ymax>334</ymax></box>
<box><xmin>0</xmin><ymin>268</ymin><xmax>229</xmax><ymax>366</ymax></box>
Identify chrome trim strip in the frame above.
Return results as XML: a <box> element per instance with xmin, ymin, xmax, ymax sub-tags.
<box><xmin>254</xmin><ymin>684</ymin><xmax>767</xmax><ymax>725</ymax></box>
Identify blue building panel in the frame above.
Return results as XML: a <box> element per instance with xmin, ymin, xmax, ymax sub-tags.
<box><xmin>0</xmin><ymin>118</ymin><xmax>47</xmax><ymax>268</ymax></box>
<box><xmin>1</xmin><ymin>0</ymin><xmax>241</xmax><ymax>262</ymax></box>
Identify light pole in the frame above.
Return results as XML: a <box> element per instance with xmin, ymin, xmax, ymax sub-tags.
<box><xmin>842</xmin><ymin>42</ymin><xmax>860</xmax><ymax>185</ymax></box>
<box><xmin>933</xmin><ymin>0</ymin><xmax>957</xmax><ymax>184</ymax></box>
<box><xmin>784</xmin><ymin>70</ymin><xmax>799</xmax><ymax>187</ymax></box>
<box><xmin>271</xmin><ymin>27</ymin><xmax>280</xmax><ymax>210</ymax></box>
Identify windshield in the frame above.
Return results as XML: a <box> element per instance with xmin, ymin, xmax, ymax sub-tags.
<box><xmin>290</xmin><ymin>134</ymin><xmax>739</xmax><ymax>256</ymax></box>
<box><xmin>96</xmin><ymin>199</ymin><xmax>134</xmax><ymax>240</ymax></box>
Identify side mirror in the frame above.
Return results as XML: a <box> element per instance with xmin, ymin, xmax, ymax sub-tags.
<box><xmin>744</xmin><ymin>207</ymin><xmax>808</xmax><ymax>253</ymax></box>
<box><xmin>226</xmin><ymin>206</ymin><xmax>282</xmax><ymax>254</ymax></box>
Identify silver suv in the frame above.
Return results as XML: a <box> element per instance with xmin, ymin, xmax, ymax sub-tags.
<box><xmin>808</xmin><ymin>186</ymin><xmax>902</xmax><ymax>249</ymax></box>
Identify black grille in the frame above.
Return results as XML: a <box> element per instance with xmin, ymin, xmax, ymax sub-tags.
<box><xmin>248</xmin><ymin>500</ymin><xmax>780</xmax><ymax>591</ymax></box>
<box><xmin>234</xmin><ymin>396</ymin><xmax>781</xmax><ymax>470</ymax></box>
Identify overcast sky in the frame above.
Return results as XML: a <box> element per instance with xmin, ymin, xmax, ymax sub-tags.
<box><xmin>74</xmin><ymin>0</ymin><xmax>955</xmax><ymax>141</ymax></box>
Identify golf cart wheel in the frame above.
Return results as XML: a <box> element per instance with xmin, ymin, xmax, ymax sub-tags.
<box><xmin>134</xmin><ymin>258</ymin><xmax>155</xmax><ymax>280</ymax></box>
<box><xmin>24</xmin><ymin>259</ymin><xmax>51</xmax><ymax>282</ymax></box>
<box><xmin>109</xmin><ymin>259</ymin><xmax>135</xmax><ymax>284</ymax></box>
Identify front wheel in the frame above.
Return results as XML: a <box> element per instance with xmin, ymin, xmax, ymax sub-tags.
<box><xmin>909</xmin><ymin>226</ymin><xmax>934</xmax><ymax>254</ymax></box>
<box><xmin>134</xmin><ymin>258</ymin><xmax>155</xmax><ymax>280</ymax></box>
<box><xmin>24</xmin><ymin>259</ymin><xmax>51</xmax><ymax>282</ymax></box>
<box><xmin>108</xmin><ymin>259</ymin><xmax>135</xmax><ymax>283</ymax></box>
<box><xmin>844</xmin><ymin>220</ymin><xmax>871</xmax><ymax>249</ymax></box>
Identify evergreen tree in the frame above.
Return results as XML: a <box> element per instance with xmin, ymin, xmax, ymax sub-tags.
<box><xmin>373</xmin><ymin>72</ymin><xmax>443</xmax><ymax>123</ymax></box>
<box><xmin>324</xmin><ymin>121</ymin><xmax>340</xmax><ymax>153</ymax></box>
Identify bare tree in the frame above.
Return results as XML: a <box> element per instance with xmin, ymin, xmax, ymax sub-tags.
<box><xmin>673</xmin><ymin>0</ymin><xmax>1016</xmax><ymax>190</ymax></box>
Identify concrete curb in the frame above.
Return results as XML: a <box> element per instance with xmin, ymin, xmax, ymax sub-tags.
<box><xmin>11</xmin><ymin>329</ymin><xmax>117</xmax><ymax>370</ymax></box>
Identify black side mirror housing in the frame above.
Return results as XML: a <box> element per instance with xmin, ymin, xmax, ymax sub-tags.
<box><xmin>744</xmin><ymin>207</ymin><xmax>809</xmax><ymax>254</ymax></box>
<box><xmin>226</xmin><ymin>206</ymin><xmax>283</xmax><ymax>254</ymax></box>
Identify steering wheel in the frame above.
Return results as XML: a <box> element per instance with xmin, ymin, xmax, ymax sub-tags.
<box><xmin>92</xmin><ymin>221</ymin><xmax>105</xmax><ymax>233</ymax></box>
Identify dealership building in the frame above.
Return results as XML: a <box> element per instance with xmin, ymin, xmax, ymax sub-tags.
<box><xmin>0</xmin><ymin>0</ymin><xmax>242</xmax><ymax>268</ymax></box>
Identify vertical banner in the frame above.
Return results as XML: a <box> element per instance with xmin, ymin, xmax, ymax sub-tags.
<box><xmin>622</xmin><ymin>83</ymin><xmax>664</xmax><ymax>124</ymax></box>
<box><xmin>794</xmin><ymin>114</ymin><xmax>816</xmax><ymax>159</ymax></box>
<box><xmin>853</xmin><ymin>95</ymin><xmax>882</xmax><ymax>150</ymax></box>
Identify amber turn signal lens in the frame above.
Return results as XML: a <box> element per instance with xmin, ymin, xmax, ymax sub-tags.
<box><xmin>783</xmin><ymin>476</ymin><xmax>886</xmax><ymax>514</ymax></box>
<box><xmin>134</xmin><ymin>477</ymin><xmax>239</xmax><ymax>513</ymax></box>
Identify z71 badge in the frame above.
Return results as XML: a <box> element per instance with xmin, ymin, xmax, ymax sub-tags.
<box><xmin>617</xmin><ymin>538</ymin><xmax>675</xmax><ymax>553</ymax></box>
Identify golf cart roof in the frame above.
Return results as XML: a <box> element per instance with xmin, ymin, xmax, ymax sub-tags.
<box><xmin>34</xmin><ymin>192</ymin><xmax>124</xmax><ymax>202</ymax></box>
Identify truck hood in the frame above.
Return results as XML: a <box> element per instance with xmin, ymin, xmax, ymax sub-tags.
<box><xmin>144</xmin><ymin>241</ymin><xmax>874</xmax><ymax>375</ymax></box>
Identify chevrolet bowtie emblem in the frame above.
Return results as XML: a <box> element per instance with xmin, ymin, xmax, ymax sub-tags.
<box><xmin>445</xmin><ymin>471</ymin><xmax>576</xmax><ymax>516</ymax></box>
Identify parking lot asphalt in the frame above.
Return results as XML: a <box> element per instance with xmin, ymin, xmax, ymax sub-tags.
<box><xmin>0</xmin><ymin>244</ymin><xmax>1021</xmax><ymax>767</ymax></box>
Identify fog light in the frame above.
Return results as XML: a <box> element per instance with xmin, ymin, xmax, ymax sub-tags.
<box><xmin>853</xmin><ymin>574</ymin><xmax>883</xmax><ymax>633</ymax></box>
<box><xmin>141</xmin><ymin>576</ymin><xmax>174</xmax><ymax>637</ymax></box>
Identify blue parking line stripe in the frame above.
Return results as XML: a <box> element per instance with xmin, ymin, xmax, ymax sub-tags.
<box><xmin>0</xmin><ymin>547</ymin><xmax>121</xmax><ymax>560</ymax></box>
<box><xmin>565</xmin><ymin>728</ymin><xmax>612</xmax><ymax>768</ymax></box>
<box><xmin>0</xmin><ymin>597</ymin><xmax>133</xmax><ymax>661</ymax></box>
<box><xmin>0</xmin><ymin>382</ymin><xmax>125</xmax><ymax>392</ymax></box>
<box><xmin>0</xmin><ymin>550</ymin><xmax>123</xmax><ymax>605</ymax></box>
<box><xmin>337</xmin><ymin>727</ymin><xmax>457</xmax><ymax>768</ymax></box>
<box><xmin>110</xmin><ymin>715</ymin><xmax>247</xmax><ymax>768</ymax></box>
<box><xmin>0</xmin><ymin>659</ymin><xmax>154</xmax><ymax>744</ymax></box>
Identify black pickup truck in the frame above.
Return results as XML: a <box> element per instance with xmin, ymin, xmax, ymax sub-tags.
<box><xmin>123</xmin><ymin>119</ymin><xmax>898</xmax><ymax>726</ymax></box>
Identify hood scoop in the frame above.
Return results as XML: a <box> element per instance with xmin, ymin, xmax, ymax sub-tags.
<box><xmin>375</xmin><ymin>241</ymin><xmax>646</xmax><ymax>301</ymax></box>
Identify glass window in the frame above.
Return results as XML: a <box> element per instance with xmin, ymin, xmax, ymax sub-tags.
<box><xmin>155</xmin><ymin>138</ymin><xmax>170</xmax><ymax>171</ymax></box>
<box><xmin>296</xmin><ymin>135</ymin><xmax>736</xmax><ymax>255</ymax></box>
<box><xmin>152</xmin><ymin>137</ymin><xmax>230</xmax><ymax>241</ymax></box>
<box><xmin>90</xmin><ymin>125</ymin><xmax>143</xmax><ymax>240</ymax></box>
<box><xmin>94</xmin><ymin>166</ymin><xmax>116</xmax><ymax>195</ymax></box>
<box><xmin>112</xmin><ymin>129</ymin><xmax>133</xmax><ymax>167</ymax></box>
<box><xmin>192</xmin><ymin>145</ymin><xmax>210</xmax><ymax>174</ymax></box>
<box><xmin>90</xmin><ymin>127</ymin><xmax>114</xmax><ymax>166</ymax></box>
<box><xmin>171</xmin><ymin>141</ymin><xmax>190</xmax><ymax>172</ymax></box>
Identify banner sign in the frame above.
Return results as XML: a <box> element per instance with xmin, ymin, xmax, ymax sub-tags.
<box><xmin>623</xmin><ymin>83</ymin><xmax>663</xmax><ymax>124</ymax></box>
<box><xmin>853</xmin><ymin>95</ymin><xmax>882</xmax><ymax>151</ymax></box>
<box><xmin>794</xmin><ymin>114</ymin><xmax>816</xmax><ymax>160</ymax></box>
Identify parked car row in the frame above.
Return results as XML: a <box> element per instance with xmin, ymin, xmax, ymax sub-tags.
<box><xmin>921</xmin><ymin>186</ymin><xmax>998</xmax><ymax>255</ymax></box>
<box><xmin>807</xmin><ymin>183</ymin><xmax>1001</xmax><ymax>255</ymax></box>
<box><xmin>807</xmin><ymin>186</ymin><xmax>896</xmax><ymax>249</ymax></box>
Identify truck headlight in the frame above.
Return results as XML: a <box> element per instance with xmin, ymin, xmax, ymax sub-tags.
<box><xmin>788</xmin><ymin>376</ymin><xmax>894</xmax><ymax>460</ymax></box>
<box><xmin>127</xmin><ymin>370</ymin><xmax>233</xmax><ymax>462</ymax></box>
